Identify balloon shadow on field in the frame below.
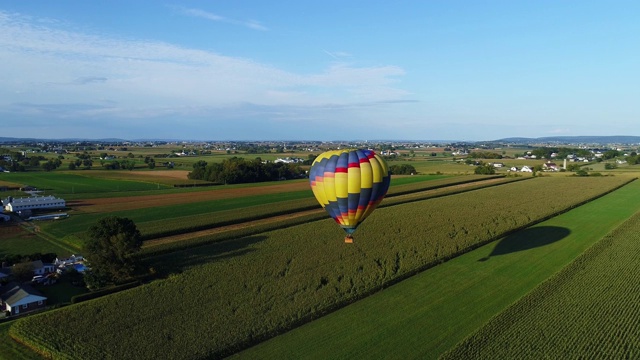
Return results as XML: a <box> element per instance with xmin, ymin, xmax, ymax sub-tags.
<box><xmin>478</xmin><ymin>226</ymin><xmax>571</xmax><ymax>261</ymax></box>
<box><xmin>145</xmin><ymin>235</ymin><xmax>268</xmax><ymax>276</ymax></box>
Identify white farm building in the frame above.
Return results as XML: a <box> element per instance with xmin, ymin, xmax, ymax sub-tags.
<box><xmin>2</xmin><ymin>196</ymin><xmax>66</xmax><ymax>213</ymax></box>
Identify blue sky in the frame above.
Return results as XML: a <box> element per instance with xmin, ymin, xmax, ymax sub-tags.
<box><xmin>1</xmin><ymin>1</ymin><xmax>639</xmax><ymax>141</ymax></box>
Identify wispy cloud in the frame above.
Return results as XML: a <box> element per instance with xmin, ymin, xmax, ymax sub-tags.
<box><xmin>73</xmin><ymin>76</ymin><xmax>108</xmax><ymax>85</ymax></box>
<box><xmin>323</xmin><ymin>50</ymin><xmax>352</xmax><ymax>60</ymax></box>
<box><xmin>177</xmin><ymin>7</ymin><xmax>268</xmax><ymax>31</ymax></box>
<box><xmin>0</xmin><ymin>10</ymin><xmax>412</xmax><ymax>139</ymax></box>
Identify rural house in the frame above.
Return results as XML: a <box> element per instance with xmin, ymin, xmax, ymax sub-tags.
<box><xmin>543</xmin><ymin>162</ymin><xmax>559</xmax><ymax>171</ymax></box>
<box><xmin>30</xmin><ymin>260</ymin><xmax>56</xmax><ymax>276</ymax></box>
<box><xmin>0</xmin><ymin>282</ymin><xmax>47</xmax><ymax>316</ymax></box>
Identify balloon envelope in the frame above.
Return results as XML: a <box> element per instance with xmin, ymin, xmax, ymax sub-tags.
<box><xmin>309</xmin><ymin>149</ymin><xmax>391</xmax><ymax>235</ymax></box>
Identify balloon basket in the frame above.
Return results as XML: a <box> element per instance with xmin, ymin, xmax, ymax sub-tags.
<box><xmin>344</xmin><ymin>235</ymin><xmax>354</xmax><ymax>244</ymax></box>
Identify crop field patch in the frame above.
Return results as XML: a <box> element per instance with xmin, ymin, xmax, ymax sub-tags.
<box><xmin>442</xmin><ymin>206</ymin><xmax>640</xmax><ymax>359</ymax></box>
<box><xmin>0</xmin><ymin>223</ymin><xmax>29</xmax><ymax>240</ymax></box>
<box><xmin>0</xmin><ymin>223</ymin><xmax>72</xmax><ymax>256</ymax></box>
<box><xmin>69</xmin><ymin>181</ymin><xmax>312</xmax><ymax>213</ymax></box>
<box><xmin>80</xmin><ymin>170</ymin><xmax>192</xmax><ymax>183</ymax></box>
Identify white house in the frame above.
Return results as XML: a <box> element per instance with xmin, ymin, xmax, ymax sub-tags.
<box><xmin>521</xmin><ymin>166</ymin><xmax>533</xmax><ymax>172</ymax></box>
<box><xmin>3</xmin><ymin>196</ymin><xmax>66</xmax><ymax>213</ymax></box>
<box><xmin>543</xmin><ymin>162</ymin><xmax>559</xmax><ymax>171</ymax></box>
<box><xmin>27</xmin><ymin>260</ymin><xmax>56</xmax><ymax>276</ymax></box>
<box><xmin>0</xmin><ymin>282</ymin><xmax>47</xmax><ymax>316</ymax></box>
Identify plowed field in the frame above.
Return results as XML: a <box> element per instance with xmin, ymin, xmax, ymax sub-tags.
<box><xmin>67</xmin><ymin>181</ymin><xmax>311</xmax><ymax>213</ymax></box>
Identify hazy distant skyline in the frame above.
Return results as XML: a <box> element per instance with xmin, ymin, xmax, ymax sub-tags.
<box><xmin>1</xmin><ymin>1</ymin><xmax>639</xmax><ymax>141</ymax></box>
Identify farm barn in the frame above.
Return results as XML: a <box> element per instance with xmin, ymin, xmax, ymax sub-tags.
<box><xmin>2</xmin><ymin>196</ymin><xmax>66</xmax><ymax>213</ymax></box>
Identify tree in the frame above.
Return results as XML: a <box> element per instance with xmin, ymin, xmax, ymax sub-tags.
<box><xmin>474</xmin><ymin>164</ymin><xmax>496</xmax><ymax>175</ymax></box>
<box><xmin>12</xmin><ymin>261</ymin><xmax>35</xmax><ymax>282</ymax></box>
<box><xmin>389</xmin><ymin>164</ymin><xmax>417</xmax><ymax>175</ymax></box>
<box><xmin>83</xmin><ymin>216</ymin><xmax>142</xmax><ymax>284</ymax></box>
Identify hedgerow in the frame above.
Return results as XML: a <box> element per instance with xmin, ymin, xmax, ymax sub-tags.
<box><xmin>10</xmin><ymin>176</ymin><xmax>632</xmax><ymax>360</ymax></box>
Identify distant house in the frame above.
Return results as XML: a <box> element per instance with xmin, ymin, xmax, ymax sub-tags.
<box><xmin>543</xmin><ymin>162</ymin><xmax>559</xmax><ymax>171</ymax></box>
<box><xmin>509</xmin><ymin>166</ymin><xmax>519</xmax><ymax>172</ymax></box>
<box><xmin>30</xmin><ymin>260</ymin><xmax>55</xmax><ymax>276</ymax></box>
<box><xmin>274</xmin><ymin>157</ymin><xmax>303</xmax><ymax>164</ymax></box>
<box><xmin>0</xmin><ymin>282</ymin><xmax>47</xmax><ymax>316</ymax></box>
<box><xmin>13</xmin><ymin>260</ymin><xmax>56</xmax><ymax>277</ymax></box>
<box><xmin>521</xmin><ymin>166</ymin><xmax>533</xmax><ymax>173</ymax></box>
<box><xmin>0</xmin><ymin>268</ymin><xmax>10</xmax><ymax>280</ymax></box>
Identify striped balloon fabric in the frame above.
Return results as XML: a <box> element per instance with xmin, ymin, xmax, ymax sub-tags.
<box><xmin>309</xmin><ymin>149</ymin><xmax>391</xmax><ymax>242</ymax></box>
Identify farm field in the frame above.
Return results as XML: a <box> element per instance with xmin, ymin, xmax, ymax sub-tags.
<box><xmin>0</xmin><ymin>222</ymin><xmax>73</xmax><ymax>257</ymax></box>
<box><xmin>35</xmin><ymin>175</ymin><xmax>490</xmax><ymax>248</ymax></box>
<box><xmin>237</xmin><ymin>179</ymin><xmax>640</xmax><ymax>359</ymax></box>
<box><xmin>442</xmin><ymin>206</ymin><xmax>640</xmax><ymax>359</ymax></box>
<box><xmin>8</xmin><ymin>176</ymin><xmax>633</xmax><ymax>359</ymax></box>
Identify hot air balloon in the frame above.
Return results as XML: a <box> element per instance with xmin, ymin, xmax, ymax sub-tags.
<box><xmin>309</xmin><ymin>149</ymin><xmax>391</xmax><ymax>243</ymax></box>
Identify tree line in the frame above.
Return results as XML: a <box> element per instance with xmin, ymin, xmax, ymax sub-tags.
<box><xmin>188</xmin><ymin>157</ymin><xmax>306</xmax><ymax>184</ymax></box>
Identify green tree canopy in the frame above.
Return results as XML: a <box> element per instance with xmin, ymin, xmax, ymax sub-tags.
<box><xmin>389</xmin><ymin>164</ymin><xmax>417</xmax><ymax>175</ymax></box>
<box><xmin>83</xmin><ymin>216</ymin><xmax>142</xmax><ymax>284</ymax></box>
<box><xmin>474</xmin><ymin>164</ymin><xmax>496</xmax><ymax>175</ymax></box>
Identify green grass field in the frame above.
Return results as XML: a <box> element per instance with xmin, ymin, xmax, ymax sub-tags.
<box><xmin>442</xmin><ymin>207</ymin><xmax>640</xmax><ymax>359</ymax></box>
<box><xmin>0</xmin><ymin>172</ymin><xmax>170</xmax><ymax>195</ymax></box>
<box><xmin>0</xmin><ymin>224</ymin><xmax>74</xmax><ymax>258</ymax></box>
<box><xmin>236</xmin><ymin>179</ymin><xmax>640</xmax><ymax>359</ymax></box>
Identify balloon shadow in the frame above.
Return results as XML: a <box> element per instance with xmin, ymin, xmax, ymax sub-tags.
<box><xmin>144</xmin><ymin>235</ymin><xmax>267</xmax><ymax>276</ymax></box>
<box><xmin>479</xmin><ymin>226</ymin><xmax>571</xmax><ymax>261</ymax></box>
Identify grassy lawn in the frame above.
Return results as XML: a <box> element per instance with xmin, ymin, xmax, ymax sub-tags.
<box><xmin>34</xmin><ymin>278</ymin><xmax>88</xmax><ymax>306</ymax></box>
<box><xmin>235</xmin><ymin>179</ymin><xmax>640</xmax><ymax>359</ymax></box>
<box><xmin>0</xmin><ymin>224</ymin><xmax>75</xmax><ymax>258</ymax></box>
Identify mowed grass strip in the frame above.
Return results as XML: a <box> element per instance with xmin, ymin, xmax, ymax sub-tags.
<box><xmin>236</xmin><ymin>179</ymin><xmax>640</xmax><ymax>360</ymax></box>
<box><xmin>8</xmin><ymin>177</ymin><xmax>632</xmax><ymax>359</ymax></box>
<box><xmin>442</xmin><ymin>206</ymin><xmax>640</xmax><ymax>359</ymax></box>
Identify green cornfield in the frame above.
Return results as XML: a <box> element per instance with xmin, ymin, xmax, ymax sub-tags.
<box><xmin>9</xmin><ymin>176</ymin><xmax>631</xmax><ymax>359</ymax></box>
<box><xmin>442</xmin><ymin>206</ymin><xmax>640</xmax><ymax>359</ymax></box>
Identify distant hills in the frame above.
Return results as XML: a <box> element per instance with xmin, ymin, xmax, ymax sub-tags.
<box><xmin>494</xmin><ymin>136</ymin><xmax>640</xmax><ymax>145</ymax></box>
<box><xmin>1</xmin><ymin>135</ymin><xmax>639</xmax><ymax>146</ymax></box>
<box><xmin>0</xmin><ymin>137</ymin><xmax>129</xmax><ymax>143</ymax></box>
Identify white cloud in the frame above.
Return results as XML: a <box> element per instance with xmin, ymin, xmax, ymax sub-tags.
<box><xmin>0</xmin><ymin>11</ymin><xmax>408</xmax><ymax>119</ymax></box>
<box><xmin>177</xmin><ymin>7</ymin><xmax>269</xmax><ymax>31</ymax></box>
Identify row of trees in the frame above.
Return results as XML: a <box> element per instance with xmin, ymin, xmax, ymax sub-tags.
<box><xmin>188</xmin><ymin>157</ymin><xmax>305</xmax><ymax>184</ymax></box>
